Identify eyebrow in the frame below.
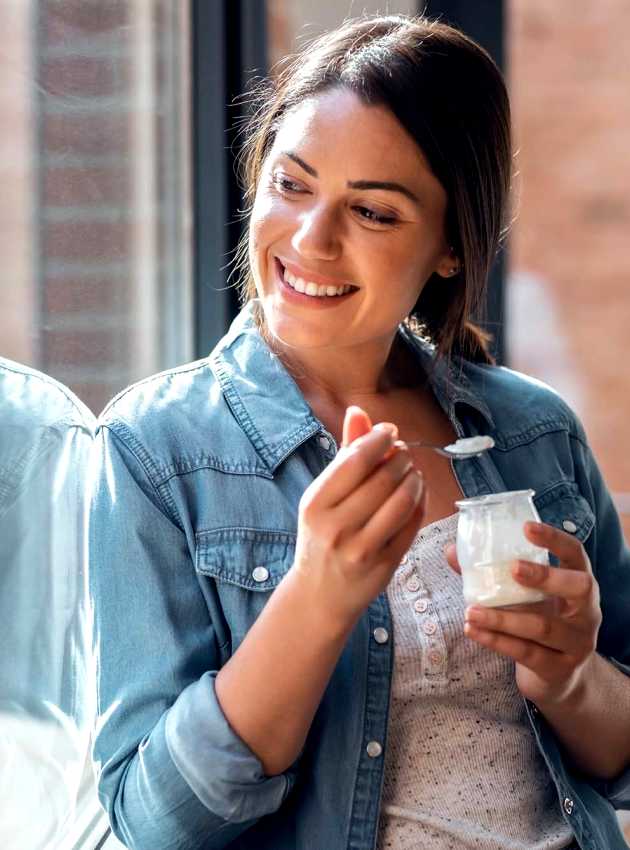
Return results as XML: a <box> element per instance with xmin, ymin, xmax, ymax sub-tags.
<box><xmin>282</xmin><ymin>151</ymin><xmax>421</xmax><ymax>206</ymax></box>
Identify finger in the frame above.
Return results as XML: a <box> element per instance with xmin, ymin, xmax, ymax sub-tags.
<box><xmin>444</xmin><ymin>542</ymin><xmax>461</xmax><ymax>575</ymax></box>
<box><xmin>465</xmin><ymin>604</ymin><xmax>580</xmax><ymax>654</ymax></box>
<box><xmin>524</xmin><ymin>521</ymin><xmax>591</xmax><ymax>573</ymax></box>
<box><xmin>350</xmin><ymin>467</ymin><xmax>424</xmax><ymax>558</ymax></box>
<box><xmin>464</xmin><ymin>622</ymin><xmax>566</xmax><ymax>675</ymax></box>
<box><xmin>382</xmin><ymin>478</ymin><xmax>428</xmax><ymax>563</ymax></box>
<box><xmin>341</xmin><ymin>405</ymin><xmax>373</xmax><ymax>448</ymax></box>
<box><xmin>510</xmin><ymin>559</ymin><xmax>597</xmax><ymax>605</ymax></box>
<box><xmin>311</xmin><ymin>425</ymin><xmax>398</xmax><ymax>509</ymax></box>
<box><xmin>335</xmin><ymin>445</ymin><xmax>416</xmax><ymax>533</ymax></box>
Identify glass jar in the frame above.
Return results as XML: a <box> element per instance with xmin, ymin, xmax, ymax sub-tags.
<box><xmin>455</xmin><ymin>489</ymin><xmax>548</xmax><ymax>608</ymax></box>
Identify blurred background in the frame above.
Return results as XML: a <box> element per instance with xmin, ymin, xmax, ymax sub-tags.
<box><xmin>0</xmin><ymin>1</ymin><xmax>628</xmax><ymax>846</ymax></box>
<box><xmin>2</xmin><ymin>0</ymin><xmax>628</xmax><ymax>538</ymax></box>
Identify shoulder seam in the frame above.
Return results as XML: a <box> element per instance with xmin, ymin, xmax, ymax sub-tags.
<box><xmin>99</xmin><ymin>420</ymin><xmax>184</xmax><ymax>529</ymax></box>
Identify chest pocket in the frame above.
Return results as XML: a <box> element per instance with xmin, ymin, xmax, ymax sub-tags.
<box><xmin>195</xmin><ymin>528</ymin><xmax>297</xmax><ymax>646</ymax></box>
<box><xmin>534</xmin><ymin>481</ymin><xmax>595</xmax><ymax>561</ymax></box>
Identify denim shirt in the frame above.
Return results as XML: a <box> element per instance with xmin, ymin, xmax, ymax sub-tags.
<box><xmin>89</xmin><ymin>300</ymin><xmax>630</xmax><ymax>850</ymax></box>
<box><xmin>0</xmin><ymin>358</ymin><xmax>95</xmax><ymax>849</ymax></box>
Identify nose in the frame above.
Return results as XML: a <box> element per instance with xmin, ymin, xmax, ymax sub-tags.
<box><xmin>290</xmin><ymin>204</ymin><xmax>341</xmax><ymax>262</ymax></box>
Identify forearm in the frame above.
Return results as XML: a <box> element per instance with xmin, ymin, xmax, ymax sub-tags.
<box><xmin>537</xmin><ymin>653</ymin><xmax>630</xmax><ymax>780</ymax></box>
<box><xmin>215</xmin><ymin>568</ymin><xmax>357</xmax><ymax>777</ymax></box>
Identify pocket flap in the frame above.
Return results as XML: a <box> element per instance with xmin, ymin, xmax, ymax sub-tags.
<box><xmin>534</xmin><ymin>482</ymin><xmax>595</xmax><ymax>544</ymax></box>
<box><xmin>196</xmin><ymin>528</ymin><xmax>297</xmax><ymax>591</ymax></box>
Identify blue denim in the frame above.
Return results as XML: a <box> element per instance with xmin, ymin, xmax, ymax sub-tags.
<box><xmin>89</xmin><ymin>300</ymin><xmax>630</xmax><ymax>850</ymax></box>
<box><xmin>0</xmin><ymin>358</ymin><xmax>95</xmax><ymax>848</ymax></box>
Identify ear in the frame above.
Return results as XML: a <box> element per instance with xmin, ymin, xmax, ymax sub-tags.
<box><xmin>435</xmin><ymin>246</ymin><xmax>461</xmax><ymax>280</ymax></box>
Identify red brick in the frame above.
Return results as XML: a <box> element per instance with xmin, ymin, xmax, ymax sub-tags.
<box><xmin>43</xmin><ymin>168</ymin><xmax>130</xmax><ymax>206</ymax></box>
<box><xmin>43</xmin><ymin>328</ymin><xmax>127</xmax><ymax>366</ymax></box>
<box><xmin>43</xmin><ymin>112</ymin><xmax>130</xmax><ymax>156</ymax></box>
<box><xmin>42</xmin><ymin>220</ymin><xmax>129</xmax><ymax>261</ymax></box>
<box><xmin>40</xmin><ymin>56</ymin><xmax>129</xmax><ymax>99</ymax></box>
<box><xmin>42</xmin><ymin>1</ymin><xmax>130</xmax><ymax>45</ymax></box>
<box><xmin>44</xmin><ymin>277</ymin><xmax>131</xmax><ymax>314</ymax></box>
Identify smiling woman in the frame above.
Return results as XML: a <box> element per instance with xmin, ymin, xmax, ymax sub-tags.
<box><xmin>89</xmin><ymin>13</ymin><xmax>630</xmax><ymax>850</ymax></box>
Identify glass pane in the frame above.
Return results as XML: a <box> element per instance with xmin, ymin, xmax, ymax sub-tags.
<box><xmin>0</xmin><ymin>0</ymin><xmax>192</xmax><ymax>416</ymax></box>
<box><xmin>0</xmin><ymin>2</ymin><xmax>191</xmax><ymax>847</ymax></box>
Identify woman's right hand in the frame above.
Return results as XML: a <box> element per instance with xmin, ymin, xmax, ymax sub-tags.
<box><xmin>293</xmin><ymin>405</ymin><xmax>426</xmax><ymax>630</ymax></box>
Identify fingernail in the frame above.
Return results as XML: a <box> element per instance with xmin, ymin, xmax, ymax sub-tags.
<box><xmin>514</xmin><ymin>561</ymin><xmax>535</xmax><ymax>579</ymax></box>
<box><xmin>374</xmin><ymin>422</ymin><xmax>398</xmax><ymax>439</ymax></box>
<box><xmin>526</xmin><ymin>521</ymin><xmax>544</xmax><ymax>534</ymax></box>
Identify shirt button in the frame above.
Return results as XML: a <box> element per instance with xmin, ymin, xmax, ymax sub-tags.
<box><xmin>413</xmin><ymin>598</ymin><xmax>429</xmax><ymax>613</ymax></box>
<box><xmin>400</xmin><ymin>553</ymin><xmax>408</xmax><ymax>564</ymax></box>
<box><xmin>252</xmin><ymin>566</ymin><xmax>269</xmax><ymax>582</ymax></box>
<box><xmin>366</xmin><ymin>741</ymin><xmax>383</xmax><ymax>758</ymax></box>
<box><xmin>373</xmin><ymin>627</ymin><xmax>389</xmax><ymax>644</ymax></box>
<box><xmin>562</xmin><ymin>520</ymin><xmax>577</xmax><ymax>533</ymax></box>
<box><xmin>428</xmin><ymin>649</ymin><xmax>443</xmax><ymax>665</ymax></box>
<box><xmin>563</xmin><ymin>797</ymin><xmax>574</xmax><ymax>815</ymax></box>
<box><xmin>406</xmin><ymin>575</ymin><xmax>421</xmax><ymax>592</ymax></box>
<box><xmin>422</xmin><ymin>620</ymin><xmax>438</xmax><ymax>636</ymax></box>
<box><xmin>318</xmin><ymin>435</ymin><xmax>331</xmax><ymax>451</ymax></box>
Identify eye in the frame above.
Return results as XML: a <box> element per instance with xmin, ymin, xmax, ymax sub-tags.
<box><xmin>270</xmin><ymin>173</ymin><xmax>304</xmax><ymax>194</ymax></box>
<box><xmin>354</xmin><ymin>206</ymin><xmax>398</xmax><ymax>226</ymax></box>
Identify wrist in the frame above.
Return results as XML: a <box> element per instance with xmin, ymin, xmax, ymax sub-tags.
<box><xmin>534</xmin><ymin>654</ymin><xmax>598</xmax><ymax>715</ymax></box>
<box><xmin>284</xmin><ymin>563</ymin><xmax>362</xmax><ymax>644</ymax></box>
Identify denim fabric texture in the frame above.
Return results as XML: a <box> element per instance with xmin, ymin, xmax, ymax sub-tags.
<box><xmin>89</xmin><ymin>300</ymin><xmax>630</xmax><ymax>850</ymax></box>
<box><xmin>0</xmin><ymin>358</ymin><xmax>95</xmax><ymax>848</ymax></box>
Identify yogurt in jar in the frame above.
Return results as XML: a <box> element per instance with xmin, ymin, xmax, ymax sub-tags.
<box><xmin>455</xmin><ymin>489</ymin><xmax>548</xmax><ymax>608</ymax></box>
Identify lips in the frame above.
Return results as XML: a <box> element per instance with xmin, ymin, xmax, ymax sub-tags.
<box><xmin>274</xmin><ymin>257</ymin><xmax>358</xmax><ymax>306</ymax></box>
<box><xmin>277</xmin><ymin>257</ymin><xmax>358</xmax><ymax>292</ymax></box>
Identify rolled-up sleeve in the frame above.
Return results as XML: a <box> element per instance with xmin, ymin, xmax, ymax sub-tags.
<box><xmin>89</xmin><ymin>423</ymin><xmax>295</xmax><ymax>849</ymax></box>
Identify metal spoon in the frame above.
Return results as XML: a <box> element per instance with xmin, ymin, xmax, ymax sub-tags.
<box><xmin>404</xmin><ymin>435</ymin><xmax>495</xmax><ymax>460</ymax></box>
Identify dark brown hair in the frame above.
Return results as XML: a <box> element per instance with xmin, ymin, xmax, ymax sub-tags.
<box><xmin>232</xmin><ymin>13</ymin><xmax>512</xmax><ymax>366</ymax></box>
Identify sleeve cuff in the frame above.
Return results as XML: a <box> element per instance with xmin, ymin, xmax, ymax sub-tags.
<box><xmin>165</xmin><ymin>671</ymin><xmax>296</xmax><ymax>822</ymax></box>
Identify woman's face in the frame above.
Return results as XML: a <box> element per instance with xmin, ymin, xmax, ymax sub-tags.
<box><xmin>248</xmin><ymin>87</ymin><xmax>455</xmax><ymax>358</ymax></box>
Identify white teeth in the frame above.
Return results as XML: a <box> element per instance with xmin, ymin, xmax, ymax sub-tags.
<box><xmin>283</xmin><ymin>265</ymin><xmax>352</xmax><ymax>297</ymax></box>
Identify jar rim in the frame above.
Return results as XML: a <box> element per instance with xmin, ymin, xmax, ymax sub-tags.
<box><xmin>455</xmin><ymin>488</ymin><xmax>536</xmax><ymax>509</ymax></box>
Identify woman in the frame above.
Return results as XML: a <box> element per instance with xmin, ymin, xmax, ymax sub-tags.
<box><xmin>89</xmin><ymin>14</ymin><xmax>630</xmax><ymax>850</ymax></box>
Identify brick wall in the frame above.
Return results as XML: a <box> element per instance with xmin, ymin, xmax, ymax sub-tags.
<box><xmin>16</xmin><ymin>0</ymin><xmax>192</xmax><ymax>415</ymax></box>
<box><xmin>509</xmin><ymin>0</ymin><xmax>630</xmax><ymax>540</ymax></box>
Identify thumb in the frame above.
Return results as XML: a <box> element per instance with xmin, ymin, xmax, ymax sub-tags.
<box><xmin>444</xmin><ymin>542</ymin><xmax>462</xmax><ymax>575</ymax></box>
<box><xmin>342</xmin><ymin>405</ymin><xmax>373</xmax><ymax>447</ymax></box>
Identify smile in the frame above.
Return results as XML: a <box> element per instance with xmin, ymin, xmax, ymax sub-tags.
<box><xmin>274</xmin><ymin>258</ymin><xmax>358</xmax><ymax>307</ymax></box>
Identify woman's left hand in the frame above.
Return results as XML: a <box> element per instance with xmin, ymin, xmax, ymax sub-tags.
<box><xmin>445</xmin><ymin>521</ymin><xmax>603</xmax><ymax>709</ymax></box>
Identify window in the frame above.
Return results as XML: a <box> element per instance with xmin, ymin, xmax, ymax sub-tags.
<box><xmin>0</xmin><ymin>2</ymin><xmax>191</xmax><ymax>847</ymax></box>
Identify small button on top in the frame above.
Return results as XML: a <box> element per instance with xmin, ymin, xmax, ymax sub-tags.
<box><xmin>366</xmin><ymin>741</ymin><xmax>383</xmax><ymax>758</ymax></box>
<box><xmin>428</xmin><ymin>649</ymin><xmax>443</xmax><ymax>666</ymax></box>
<box><xmin>406</xmin><ymin>575</ymin><xmax>421</xmax><ymax>593</ymax></box>
<box><xmin>373</xmin><ymin>627</ymin><xmax>389</xmax><ymax>644</ymax></box>
<box><xmin>422</xmin><ymin>620</ymin><xmax>438</xmax><ymax>636</ymax></box>
<box><xmin>563</xmin><ymin>797</ymin><xmax>574</xmax><ymax>816</ymax></box>
<box><xmin>562</xmin><ymin>519</ymin><xmax>577</xmax><ymax>534</ymax></box>
<box><xmin>400</xmin><ymin>553</ymin><xmax>409</xmax><ymax>565</ymax></box>
<box><xmin>252</xmin><ymin>566</ymin><xmax>269</xmax><ymax>582</ymax></box>
<box><xmin>413</xmin><ymin>598</ymin><xmax>429</xmax><ymax>613</ymax></box>
<box><xmin>318</xmin><ymin>435</ymin><xmax>331</xmax><ymax>451</ymax></box>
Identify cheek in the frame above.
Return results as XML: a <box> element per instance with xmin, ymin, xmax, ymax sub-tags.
<box><xmin>249</xmin><ymin>189</ymin><xmax>288</xmax><ymax>253</ymax></box>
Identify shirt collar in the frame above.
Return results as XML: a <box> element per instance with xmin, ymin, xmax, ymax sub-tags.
<box><xmin>211</xmin><ymin>300</ymin><xmax>494</xmax><ymax>472</ymax></box>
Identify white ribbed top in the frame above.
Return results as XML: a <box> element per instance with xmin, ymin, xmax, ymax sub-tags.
<box><xmin>376</xmin><ymin>513</ymin><xmax>574</xmax><ymax>850</ymax></box>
